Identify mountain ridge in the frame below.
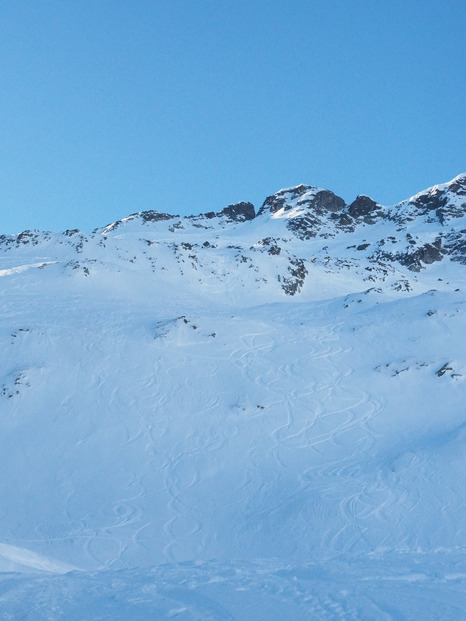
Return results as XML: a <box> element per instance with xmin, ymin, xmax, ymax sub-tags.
<box><xmin>99</xmin><ymin>172</ymin><xmax>466</xmax><ymax>232</ymax></box>
<box><xmin>1</xmin><ymin>174</ymin><xmax>465</xmax><ymax>303</ymax></box>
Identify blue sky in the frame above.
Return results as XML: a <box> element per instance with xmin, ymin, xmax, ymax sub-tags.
<box><xmin>1</xmin><ymin>0</ymin><xmax>465</xmax><ymax>233</ymax></box>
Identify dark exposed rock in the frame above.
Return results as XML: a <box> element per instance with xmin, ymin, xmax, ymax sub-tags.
<box><xmin>371</xmin><ymin>237</ymin><xmax>446</xmax><ymax>272</ymax></box>
<box><xmin>268</xmin><ymin>245</ymin><xmax>281</xmax><ymax>255</ymax></box>
<box><xmin>418</xmin><ymin>240</ymin><xmax>444</xmax><ymax>264</ymax></box>
<box><xmin>288</xmin><ymin>184</ymin><xmax>310</xmax><ymax>198</ymax></box>
<box><xmin>257</xmin><ymin>187</ymin><xmax>345</xmax><ymax>217</ymax></box>
<box><xmin>263</xmin><ymin>238</ymin><xmax>281</xmax><ymax>255</ymax></box>
<box><xmin>103</xmin><ymin>211</ymin><xmax>176</xmax><ymax>232</ymax></box>
<box><xmin>137</xmin><ymin>211</ymin><xmax>176</xmax><ymax>223</ymax></box>
<box><xmin>0</xmin><ymin>234</ymin><xmax>14</xmax><ymax>247</ymax></box>
<box><xmin>287</xmin><ymin>215</ymin><xmax>320</xmax><ymax>240</ymax></box>
<box><xmin>281</xmin><ymin>257</ymin><xmax>307</xmax><ymax>295</ymax></box>
<box><xmin>256</xmin><ymin>186</ymin><xmax>347</xmax><ymax>240</ymax></box>
<box><xmin>16</xmin><ymin>231</ymin><xmax>42</xmax><ymax>246</ymax></box>
<box><xmin>443</xmin><ymin>231</ymin><xmax>466</xmax><ymax>264</ymax></box>
<box><xmin>410</xmin><ymin>187</ymin><xmax>445</xmax><ymax>214</ymax></box>
<box><xmin>447</xmin><ymin>175</ymin><xmax>466</xmax><ymax>195</ymax></box>
<box><xmin>408</xmin><ymin>175</ymin><xmax>466</xmax><ymax>223</ymax></box>
<box><xmin>258</xmin><ymin>194</ymin><xmax>287</xmax><ymax>216</ymax></box>
<box><xmin>348</xmin><ymin>195</ymin><xmax>378</xmax><ymax>219</ymax></box>
<box><xmin>397</xmin><ymin>240</ymin><xmax>445</xmax><ymax>272</ymax></box>
<box><xmin>436</xmin><ymin>363</ymin><xmax>453</xmax><ymax>377</ymax></box>
<box><xmin>189</xmin><ymin>202</ymin><xmax>255</xmax><ymax>222</ymax></box>
<box><xmin>250</xmin><ymin>237</ymin><xmax>282</xmax><ymax>255</ymax></box>
<box><xmin>306</xmin><ymin>190</ymin><xmax>345</xmax><ymax>214</ymax></box>
<box><xmin>288</xmin><ymin>203</ymin><xmax>356</xmax><ymax>239</ymax></box>
<box><xmin>335</xmin><ymin>213</ymin><xmax>354</xmax><ymax>227</ymax></box>
<box><xmin>221</xmin><ymin>201</ymin><xmax>255</xmax><ymax>221</ymax></box>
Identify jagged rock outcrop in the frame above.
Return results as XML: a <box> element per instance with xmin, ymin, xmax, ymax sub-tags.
<box><xmin>348</xmin><ymin>195</ymin><xmax>380</xmax><ymax>219</ymax></box>
<box><xmin>397</xmin><ymin>174</ymin><xmax>466</xmax><ymax>225</ymax></box>
<box><xmin>256</xmin><ymin>186</ymin><xmax>347</xmax><ymax>240</ymax></box>
<box><xmin>399</xmin><ymin>240</ymin><xmax>445</xmax><ymax>272</ymax></box>
<box><xmin>220</xmin><ymin>201</ymin><xmax>255</xmax><ymax>221</ymax></box>
<box><xmin>257</xmin><ymin>186</ymin><xmax>345</xmax><ymax>217</ymax></box>
<box><xmin>102</xmin><ymin>210</ymin><xmax>176</xmax><ymax>233</ymax></box>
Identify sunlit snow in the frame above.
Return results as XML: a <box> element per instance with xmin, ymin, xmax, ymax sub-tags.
<box><xmin>1</xmin><ymin>176</ymin><xmax>466</xmax><ymax>619</ymax></box>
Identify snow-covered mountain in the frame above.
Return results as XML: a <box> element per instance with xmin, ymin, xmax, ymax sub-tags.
<box><xmin>1</xmin><ymin>175</ymin><xmax>466</xmax><ymax>619</ymax></box>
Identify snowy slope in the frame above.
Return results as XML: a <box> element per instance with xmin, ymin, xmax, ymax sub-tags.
<box><xmin>1</xmin><ymin>175</ymin><xmax>466</xmax><ymax>618</ymax></box>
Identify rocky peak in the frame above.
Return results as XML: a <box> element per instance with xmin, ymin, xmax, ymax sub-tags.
<box><xmin>348</xmin><ymin>195</ymin><xmax>379</xmax><ymax>219</ymax></box>
<box><xmin>136</xmin><ymin>211</ymin><xmax>176</xmax><ymax>223</ymax></box>
<box><xmin>257</xmin><ymin>186</ymin><xmax>345</xmax><ymax>217</ymax></box>
<box><xmin>406</xmin><ymin>174</ymin><xmax>466</xmax><ymax>224</ymax></box>
<box><xmin>256</xmin><ymin>189</ymin><xmax>295</xmax><ymax>216</ymax></box>
<box><xmin>445</xmin><ymin>173</ymin><xmax>466</xmax><ymax>195</ymax></box>
<box><xmin>101</xmin><ymin>210</ymin><xmax>176</xmax><ymax>233</ymax></box>
<box><xmin>308</xmin><ymin>190</ymin><xmax>346</xmax><ymax>214</ymax></box>
<box><xmin>220</xmin><ymin>201</ymin><xmax>255</xmax><ymax>222</ymax></box>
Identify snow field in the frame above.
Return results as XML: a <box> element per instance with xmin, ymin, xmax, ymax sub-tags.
<box><xmin>1</xmin><ymin>174</ymin><xmax>466</xmax><ymax>617</ymax></box>
<box><xmin>1</xmin><ymin>265</ymin><xmax>466</xmax><ymax>617</ymax></box>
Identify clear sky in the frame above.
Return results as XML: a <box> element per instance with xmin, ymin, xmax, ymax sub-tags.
<box><xmin>1</xmin><ymin>0</ymin><xmax>465</xmax><ymax>233</ymax></box>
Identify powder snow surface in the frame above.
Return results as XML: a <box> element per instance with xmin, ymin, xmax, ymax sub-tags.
<box><xmin>1</xmin><ymin>179</ymin><xmax>466</xmax><ymax>619</ymax></box>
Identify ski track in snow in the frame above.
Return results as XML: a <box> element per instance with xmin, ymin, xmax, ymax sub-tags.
<box><xmin>2</xmin><ymin>295</ymin><xmax>463</xmax><ymax>574</ymax></box>
<box><xmin>225</xmin><ymin>317</ymin><xmax>396</xmax><ymax>562</ymax></box>
<box><xmin>1</xmin><ymin>555</ymin><xmax>466</xmax><ymax>620</ymax></box>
